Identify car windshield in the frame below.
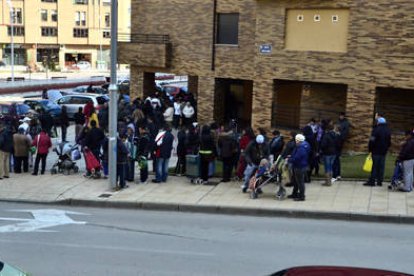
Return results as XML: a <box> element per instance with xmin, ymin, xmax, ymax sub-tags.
<box><xmin>41</xmin><ymin>100</ymin><xmax>57</xmax><ymax>109</ymax></box>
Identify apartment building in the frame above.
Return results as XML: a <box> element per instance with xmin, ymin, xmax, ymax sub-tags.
<box><xmin>120</xmin><ymin>0</ymin><xmax>414</xmax><ymax>152</ymax></box>
<box><xmin>0</xmin><ymin>0</ymin><xmax>130</xmax><ymax>70</ymax></box>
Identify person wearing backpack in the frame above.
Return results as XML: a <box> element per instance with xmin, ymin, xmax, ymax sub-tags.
<box><xmin>269</xmin><ymin>130</ymin><xmax>284</xmax><ymax>164</ymax></box>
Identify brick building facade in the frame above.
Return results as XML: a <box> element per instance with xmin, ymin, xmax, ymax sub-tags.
<box><xmin>120</xmin><ymin>0</ymin><xmax>414</xmax><ymax>152</ymax></box>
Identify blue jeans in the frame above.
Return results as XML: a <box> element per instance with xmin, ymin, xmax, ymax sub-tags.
<box><xmin>242</xmin><ymin>164</ymin><xmax>257</xmax><ymax>189</ymax></box>
<box><xmin>156</xmin><ymin>158</ymin><xmax>170</xmax><ymax>182</ymax></box>
<box><xmin>323</xmin><ymin>155</ymin><xmax>336</xmax><ymax>174</ymax></box>
<box><xmin>369</xmin><ymin>154</ymin><xmax>386</xmax><ymax>185</ymax></box>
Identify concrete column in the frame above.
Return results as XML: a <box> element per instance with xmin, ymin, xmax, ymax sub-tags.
<box><xmin>197</xmin><ymin>76</ymin><xmax>215</xmax><ymax>125</ymax></box>
<box><xmin>129</xmin><ymin>65</ymin><xmax>143</xmax><ymax>100</ymax></box>
<box><xmin>251</xmin><ymin>78</ymin><xmax>273</xmax><ymax>132</ymax></box>
<box><xmin>345</xmin><ymin>83</ymin><xmax>376</xmax><ymax>153</ymax></box>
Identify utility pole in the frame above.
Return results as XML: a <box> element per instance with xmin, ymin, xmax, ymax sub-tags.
<box><xmin>6</xmin><ymin>0</ymin><xmax>14</xmax><ymax>83</ymax></box>
<box><xmin>108</xmin><ymin>0</ymin><xmax>118</xmax><ymax>189</ymax></box>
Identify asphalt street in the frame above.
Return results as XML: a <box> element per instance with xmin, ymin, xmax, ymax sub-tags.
<box><xmin>0</xmin><ymin>202</ymin><xmax>413</xmax><ymax>276</ymax></box>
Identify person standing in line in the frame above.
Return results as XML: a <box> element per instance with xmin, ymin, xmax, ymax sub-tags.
<box><xmin>364</xmin><ymin>117</ymin><xmax>391</xmax><ymax>187</ymax></box>
<box><xmin>218</xmin><ymin>126</ymin><xmax>238</xmax><ymax>182</ymax></box>
<box><xmin>173</xmin><ymin>98</ymin><xmax>182</xmax><ymax>129</ymax></box>
<box><xmin>163</xmin><ymin>102</ymin><xmax>174</xmax><ymax>129</ymax></box>
<box><xmin>333</xmin><ymin>112</ymin><xmax>351</xmax><ymax>180</ymax></box>
<box><xmin>320</xmin><ymin>124</ymin><xmax>337</xmax><ymax>186</ymax></box>
<box><xmin>88</xmin><ymin>106</ymin><xmax>99</xmax><ymax>129</ymax></box>
<box><xmin>0</xmin><ymin>124</ymin><xmax>13</xmax><ymax>179</ymax></box>
<box><xmin>74</xmin><ymin>107</ymin><xmax>86</xmax><ymax>140</ymax></box>
<box><xmin>395</xmin><ymin>130</ymin><xmax>414</xmax><ymax>192</ymax></box>
<box><xmin>116</xmin><ymin>135</ymin><xmax>129</xmax><ymax>190</ymax></box>
<box><xmin>199</xmin><ymin>125</ymin><xmax>217</xmax><ymax>185</ymax></box>
<box><xmin>125</xmin><ymin>126</ymin><xmax>136</xmax><ymax>182</ymax></box>
<box><xmin>287</xmin><ymin>134</ymin><xmax>310</xmax><ymax>201</ymax></box>
<box><xmin>236</xmin><ymin>127</ymin><xmax>255</xmax><ymax>180</ymax></box>
<box><xmin>13</xmin><ymin>127</ymin><xmax>31</xmax><ymax>173</ymax></box>
<box><xmin>136</xmin><ymin>126</ymin><xmax>151</xmax><ymax>184</ymax></box>
<box><xmin>152</xmin><ymin>125</ymin><xmax>174</xmax><ymax>183</ymax></box>
<box><xmin>31</xmin><ymin>129</ymin><xmax>52</xmax><ymax>175</ymax></box>
<box><xmin>60</xmin><ymin>106</ymin><xmax>70</xmax><ymax>143</ymax></box>
<box><xmin>175</xmin><ymin>126</ymin><xmax>187</xmax><ymax>176</ymax></box>
<box><xmin>181</xmin><ymin>102</ymin><xmax>195</xmax><ymax>127</ymax></box>
<box><xmin>98</xmin><ymin>102</ymin><xmax>109</xmax><ymax>133</ymax></box>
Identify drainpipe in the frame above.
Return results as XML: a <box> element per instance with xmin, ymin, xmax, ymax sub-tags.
<box><xmin>211</xmin><ymin>0</ymin><xmax>217</xmax><ymax>71</ymax></box>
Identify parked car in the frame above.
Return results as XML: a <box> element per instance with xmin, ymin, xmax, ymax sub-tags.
<box><xmin>0</xmin><ymin>260</ymin><xmax>28</xmax><ymax>275</ymax></box>
<box><xmin>55</xmin><ymin>93</ymin><xmax>109</xmax><ymax>119</ymax></box>
<box><xmin>0</xmin><ymin>101</ymin><xmax>31</xmax><ymax>129</ymax></box>
<box><xmin>73</xmin><ymin>85</ymin><xmax>107</xmax><ymax>95</ymax></box>
<box><xmin>23</xmin><ymin>99</ymin><xmax>62</xmax><ymax>118</ymax></box>
<box><xmin>270</xmin><ymin>266</ymin><xmax>412</xmax><ymax>276</ymax></box>
<box><xmin>76</xmin><ymin>61</ymin><xmax>91</xmax><ymax>70</ymax></box>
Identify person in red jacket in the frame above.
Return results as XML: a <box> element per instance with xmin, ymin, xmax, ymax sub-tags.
<box><xmin>236</xmin><ymin>127</ymin><xmax>255</xmax><ymax>179</ymax></box>
<box><xmin>31</xmin><ymin>129</ymin><xmax>52</xmax><ymax>175</ymax></box>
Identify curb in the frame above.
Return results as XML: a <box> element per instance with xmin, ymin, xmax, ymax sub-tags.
<box><xmin>2</xmin><ymin>198</ymin><xmax>414</xmax><ymax>225</ymax></box>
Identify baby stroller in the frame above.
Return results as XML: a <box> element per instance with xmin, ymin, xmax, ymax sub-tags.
<box><xmin>83</xmin><ymin>148</ymin><xmax>102</xmax><ymax>179</ymax></box>
<box><xmin>51</xmin><ymin>142</ymin><xmax>81</xmax><ymax>175</ymax></box>
<box><xmin>389</xmin><ymin>161</ymin><xmax>404</xmax><ymax>191</ymax></box>
<box><xmin>248</xmin><ymin>156</ymin><xmax>287</xmax><ymax>200</ymax></box>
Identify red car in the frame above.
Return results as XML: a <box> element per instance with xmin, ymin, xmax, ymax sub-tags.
<box><xmin>271</xmin><ymin>266</ymin><xmax>412</xmax><ymax>276</ymax></box>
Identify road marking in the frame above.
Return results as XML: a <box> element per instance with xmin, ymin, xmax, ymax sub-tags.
<box><xmin>0</xmin><ymin>209</ymin><xmax>87</xmax><ymax>233</ymax></box>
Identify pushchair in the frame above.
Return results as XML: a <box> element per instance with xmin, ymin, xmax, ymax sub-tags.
<box><xmin>389</xmin><ymin>161</ymin><xmax>404</xmax><ymax>191</ymax></box>
<box><xmin>50</xmin><ymin>142</ymin><xmax>81</xmax><ymax>175</ymax></box>
<box><xmin>83</xmin><ymin>148</ymin><xmax>102</xmax><ymax>179</ymax></box>
<box><xmin>248</xmin><ymin>156</ymin><xmax>287</xmax><ymax>200</ymax></box>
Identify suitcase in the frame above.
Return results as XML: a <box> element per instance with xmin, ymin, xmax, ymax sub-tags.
<box><xmin>185</xmin><ymin>154</ymin><xmax>200</xmax><ymax>182</ymax></box>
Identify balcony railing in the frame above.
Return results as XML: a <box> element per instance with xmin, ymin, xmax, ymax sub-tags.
<box><xmin>118</xmin><ymin>33</ymin><xmax>170</xmax><ymax>44</ymax></box>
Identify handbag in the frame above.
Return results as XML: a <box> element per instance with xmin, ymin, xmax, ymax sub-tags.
<box><xmin>363</xmin><ymin>153</ymin><xmax>373</xmax><ymax>173</ymax></box>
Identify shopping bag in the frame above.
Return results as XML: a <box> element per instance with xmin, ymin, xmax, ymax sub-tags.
<box><xmin>71</xmin><ymin>148</ymin><xmax>81</xmax><ymax>161</ymax></box>
<box><xmin>363</xmin><ymin>153</ymin><xmax>373</xmax><ymax>173</ymax></box>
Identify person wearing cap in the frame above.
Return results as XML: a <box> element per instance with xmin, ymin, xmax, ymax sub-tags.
<box><xmin>13</xmin><ymin>127</ymin><xmax>32</xmax><ymax>173</ymax></box>
<box><xmin>364</xmin><ymin>117</ymin><xmax>391</xmax><ymax>187</ymax></box>
<box><xmin>287</xmin><ymin>134</ymin><xmax>310</xmax><ymax>201</ymax></box>
<box><xmin>395</xmin><ymin>130</ymin><xmax>414</xmax><ymax>192</ymax></box>
<box><xmin>241</xmin><ymin>134</ymin><xmax>269</xmax><ymax>193</ymax></box>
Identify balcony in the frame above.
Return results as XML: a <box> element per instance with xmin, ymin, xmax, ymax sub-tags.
<box><xmin>118</xmin><ymin>33</ymin><xmax>172</xmax><ymax>69</ymax></box>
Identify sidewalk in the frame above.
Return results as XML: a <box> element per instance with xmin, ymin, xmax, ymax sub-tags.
<box><xmin>1</xmin><ymin>172</ymin><xmax>413</xmax><ymax>224</ymax></box>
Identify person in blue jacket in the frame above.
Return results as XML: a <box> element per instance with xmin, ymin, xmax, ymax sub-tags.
<box><xmin>287</xmin><ymin>134</ymin><xmax>311</xmax><ymax>201</ymax></box>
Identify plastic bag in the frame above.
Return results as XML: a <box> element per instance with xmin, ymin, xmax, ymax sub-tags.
<box><xmin>363</xmin><ymin>153</ymin><xmax>373</xmax><ymax>173</ymax></box>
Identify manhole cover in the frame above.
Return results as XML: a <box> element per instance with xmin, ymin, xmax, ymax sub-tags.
<box><xmin>98</xmin><ymin>193</ymin><xmax>113</xmax><ymax>198</ymax></box>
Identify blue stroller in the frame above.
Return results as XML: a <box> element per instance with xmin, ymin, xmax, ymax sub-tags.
<box><xmin>389</xmin><ymin>161</ymin><xmax>403</xmax><ymax>191</ymax></box>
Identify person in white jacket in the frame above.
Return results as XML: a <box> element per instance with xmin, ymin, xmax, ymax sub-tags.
<box><xmin>163</xmin><ymin>103</ymin><xmax>174</xmax><ymax>127</ymax></box>
<box><xmin>181</xmin><ymin>102</ymin><xmax>195</xmax><ymax>127</ymax></box>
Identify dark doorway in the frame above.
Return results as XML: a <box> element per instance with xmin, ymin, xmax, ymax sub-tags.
<box><xmin>214</xmin><ymin>78</ymin><xmax>252</xmax><ymax>129</ymax></box>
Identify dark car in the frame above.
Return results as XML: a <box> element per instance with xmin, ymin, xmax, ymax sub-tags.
<box><xmin>0</xmin><ymin>260</ymin><xmax>28</xmax><ymax>275</ymax></box>
<box><xmin>0</xmin><ymin>101</ymin><xmax>31</xmax><ymax>128</ymax></box>
<box><xmin>24</xmin><ymin>99</ymin><xmax>62</xmax><ymax>118</ymax></box>
<box><xmin>271</xmin><ymin>266</ymin><xmax>412</xmax><ymax>276</ymax></box>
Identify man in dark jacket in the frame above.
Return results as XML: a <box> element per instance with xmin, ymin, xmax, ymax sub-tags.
<box><xmin>364</xmin><ymin>117</ymin><xmax>391</xmax><ymax>187</ymax></box>
<box><xmin>396</xmin><ymin>130</ymin><xmax>414</xmax><ymax>192</ymax></box>
<box><xmin>85</xmin><ymin>120</ymin><xmax>105</xmax><ymax>161</ymax></box>
<box><xmin>269</xmin><ymin>130</ymin><xmax>284</xmax><ymax>162</ymax></box>
<box><xmin>320</xmin><ymin>125</ymin><xmax>338</xmax><ymax>186</ymax></box>
<box><xmin>218</xmin><ymin>127</ymin><xmax>238</xmax><ymax>182</ymax></box>
<box><xmin>241</xmin><ymin>135</ymin><xmax>269</xmax><ymax>193</ymax></box>
<box><xmin>116</xmin><ymin>135</ymin><xmax>129</xmax><ymax>190</ymax></box>
<box><xmin>98</xmin><ymin>103</ymin><xmax>109</xmax><ymax>133</ymax></box>
<box><xmin>136</xmin><ymin>126</ymin><xmax>151</xmax><ymax>183</ymax></box>
<box><xmin>152</xmin><ymin>125</ymin><xmax>174</xmax><ymax>183</ymax></box>
<box><xmin>288</xmin><ymin>134</ymin><xmax>310</xmax><ymax>201</ymax></box>
<box><xmin>0</xmin><ymin>124</ymin><xmax>13</xmax><ymax>179</ymax></box>
<box><xmin>38</xmin><ymin>109</ymin><xmax>54</xmax><ymax>137</ymax></box>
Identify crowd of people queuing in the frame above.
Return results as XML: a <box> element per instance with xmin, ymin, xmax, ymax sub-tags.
<box><xmin>0</xmin><ymin>89</ymin><xmax>413</xmax><ymax>197</ymax></box>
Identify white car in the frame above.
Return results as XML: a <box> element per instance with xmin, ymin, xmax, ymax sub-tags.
<box><xmin>55</xmin><ymin>93</ymin><xmax>109</xmax><ymax>119</ymax></box>
<box><xmin>76</xmin><ymin>61</ymin><xmax>91</xmax><ymax>70</ymax></box>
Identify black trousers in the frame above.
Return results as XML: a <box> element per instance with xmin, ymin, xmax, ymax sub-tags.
<box><xmin>200</xmin><ymin>155</ymin><xmax>210</xmax><ymax>181</ymax></box>
<box><xmin>33</xmin><ymin>153</ymin><xmax>48</xmax><ymax>175</ymax></box>
<box><xmin>14</xmin><ymin>156</ymin><xmax>29</xmax><ymax>173</ymax></box>
<box><xmin>292</xmin><ymin>167</ymin><xmax>306</xmax><ymax>199</ymax></box>
<box><xmin>222</xmin><ymin>157</ymin><xmax>234</xmax><ymax>181</ymax></box>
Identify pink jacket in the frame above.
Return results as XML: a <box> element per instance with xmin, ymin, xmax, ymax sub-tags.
<box><xmin>32</xmin><ymin>132</ymin><xmax>52</xmax><ymax>154</ymax></box>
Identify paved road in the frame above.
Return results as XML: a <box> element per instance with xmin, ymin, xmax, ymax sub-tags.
<box><xmin>0</xmin><ymin>202</ymin><xmax>413</xmax><ymax>275</ymax></box>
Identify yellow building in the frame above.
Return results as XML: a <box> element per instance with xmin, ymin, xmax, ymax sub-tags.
<box><xmin>0</xmin><ymin>0</ymin><xmax>130</xmax><ymax>70</ymax></box>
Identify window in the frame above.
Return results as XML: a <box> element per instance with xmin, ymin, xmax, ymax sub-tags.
<box><xmin>74</xmin><ymin>0</ymin><xmax>88</xmax><ymax>4</ymax></box>
<box><xmin>51</xmin><ymin>10</ymin><xmax>58</xmax><ymax>22</ymax></box>
<box><xmin>73</xmin><ymin>28</ymin><xmax>88</xmax><ymax>37</ymax></box>
<box><xmin>8</xmin><ymin>26</ymin><xmax>25</xmax><ymax>36</ymax></box>
<box><xmin>103</xmin><ymin>31</ymin><xmax>110</xmax><ymax>38</ymax></box>
<box><xmin>80</xmin><ymin>11</ymin><xmax>86</xmax><ymax>26</ymax></box>
<box><xmin>104</xmin><ymin>13</ymin><xmax>110</xmax><ymax>28</ymax></box>
<box><xmin>216</xmin><ymin>13</ymin><xmax>239</xmax><ymax>45</ymax></box>
<box><xmin>75</xmin><ymin>12</ymin><xmax>80</xmax><ymax>26</ymax></box>
<box><xmin>41</xmin><ymin>9</ymin><xmax>48</xmax><ymax>22</ymax></box>
<box><xmin>41</xmin><ymin>27</ymin><xmax>58</xmax><ymax>37</ymax></box>
<box><xmin>42</xmin><ymin>0</ymin><xmax>57</xmax><ymax>2</ymax></box>
<box><xmin>11</xmin><ymin>8</ymin><xmax>23</xmax><ymax>24</ymax></box>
